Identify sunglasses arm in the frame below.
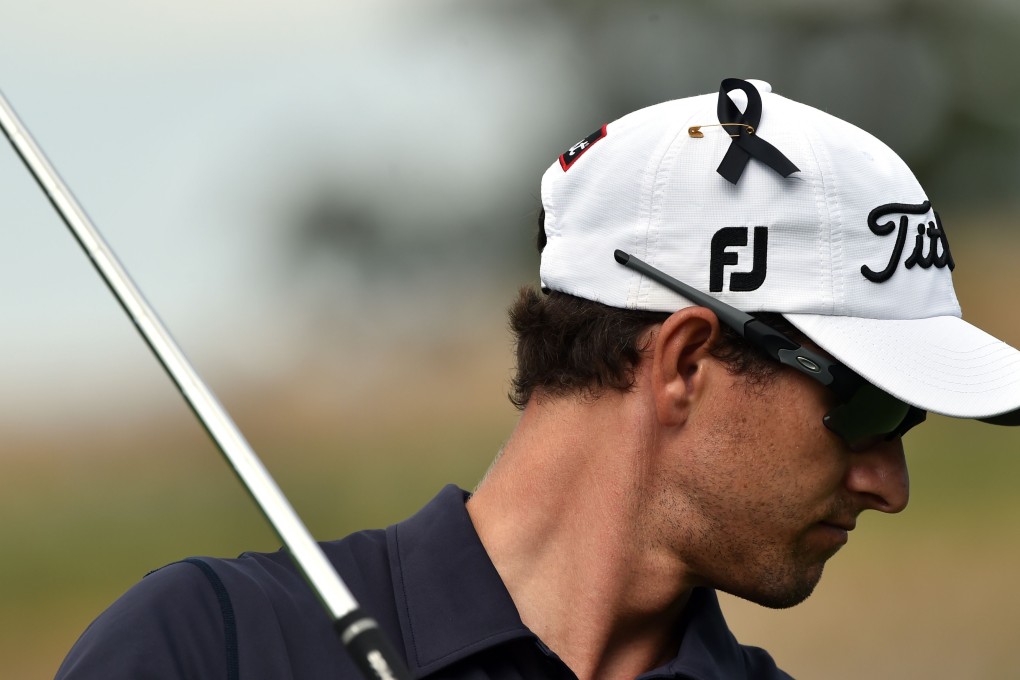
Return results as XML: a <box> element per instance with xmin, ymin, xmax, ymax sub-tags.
<box><xmin>615</xmin><ymin>249</ymin><xmax>857</xmax><ymax>396</ymax></box>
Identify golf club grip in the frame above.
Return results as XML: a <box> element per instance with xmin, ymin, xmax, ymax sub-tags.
<box><xmin>335</xmin><ymin>610</ymin><xmax>411</xmax><ymax>680</ymax></box>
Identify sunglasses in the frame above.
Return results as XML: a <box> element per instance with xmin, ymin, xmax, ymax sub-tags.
<box><xmin>614</xmin><ymin>250</ymin><xmax>926</xmax><ymax>448</ymax></box>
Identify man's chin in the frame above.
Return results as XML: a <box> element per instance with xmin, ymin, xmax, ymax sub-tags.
<box><xmin>724</xmin><ymin>564</ymin><xmax>826</xmax><ymax>610</ymax></box>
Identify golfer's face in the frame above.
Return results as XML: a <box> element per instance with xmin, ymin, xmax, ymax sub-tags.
<box><xmin>651</xmin><ymin>358</ymin><xmax>910</xmax><ymax>609</ymax></box>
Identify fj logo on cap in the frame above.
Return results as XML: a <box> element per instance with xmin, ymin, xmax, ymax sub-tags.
<box><xmin>861</xmin><ymin>201</ymin><xmax>955</xmax><ymax>283</ymax></box>
<box><xmin>558</xmin><ymin>125</ymin><xmax>607</xmax><ymax>171</ymax></box>
<box><xmin>710</xmin><ymin>226</ymin><xmax>768</xmax><ymax>292</ymax></box>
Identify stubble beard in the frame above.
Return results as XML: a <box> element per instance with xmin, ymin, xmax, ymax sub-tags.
<box><xmin>719</xmin><ymin>540</ymin><xmax>832</xmax><ymax>609</ymax></box>
<box><xmin>657</xmin><ymin>492</ymin><xmax>839</xmax><ymax>610</ymax></box>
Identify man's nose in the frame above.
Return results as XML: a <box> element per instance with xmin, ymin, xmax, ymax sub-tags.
<box><xmin>844</xmin><ymin>437</ymin><xmax>910</xmax><ymax>513</ymax></box>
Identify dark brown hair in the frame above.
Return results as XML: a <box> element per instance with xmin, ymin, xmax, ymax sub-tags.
<box><xmin>508</xmin><ymin>210</ymin><xmax>803</xmax><ymax>408</ymax></box>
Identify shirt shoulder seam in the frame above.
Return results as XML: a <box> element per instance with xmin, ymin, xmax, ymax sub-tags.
<box><xmin>179</xmin><ymin>557</ymin><xmax>240</xmax><ymax>680</ymax></box>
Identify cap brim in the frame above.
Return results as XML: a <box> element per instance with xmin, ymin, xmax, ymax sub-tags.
<box><xmin>783</xmin><ymin>314</ymin><xmax>1020</xmax><ymax>423</ymax></box>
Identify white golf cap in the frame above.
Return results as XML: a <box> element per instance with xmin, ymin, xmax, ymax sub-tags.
<box><xmin>539</xmin><ymin>78</ymin><xmax>1020</xmax><ymax>423</ymax></box>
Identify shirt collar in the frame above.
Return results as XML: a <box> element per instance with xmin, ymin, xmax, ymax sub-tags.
<box><xmin>386</xmin><ymin>485</ymin><xmax>534</xmax><ymax>677</ymax></box>
<box><xmin>641</xmin><ymin>588</ymin><xmax>761</xmax><ymax>680</ymax></box>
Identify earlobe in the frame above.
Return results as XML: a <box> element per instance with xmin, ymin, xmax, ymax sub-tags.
<box><xmin>651</xmin><ymin>308</ymin><xmax>722</xmax><ymax>427</ymax></box>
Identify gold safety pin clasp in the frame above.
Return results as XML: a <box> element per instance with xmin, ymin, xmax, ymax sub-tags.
<box><xmin>688</xmin><ymin>123</ymin><xmax>755</xmax><ymax>138</ymax></box>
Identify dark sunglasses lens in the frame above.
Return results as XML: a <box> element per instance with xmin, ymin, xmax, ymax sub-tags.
<box><xmin>823</xmin><ymin>384</ymin><xmax>916</xmax><ymax>448</ymax></box>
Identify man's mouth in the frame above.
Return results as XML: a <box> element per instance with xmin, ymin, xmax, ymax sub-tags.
<box><xmin>820</xmin><ymin>518</ymin><xmax>856</xmax><ymax>532</ymax></box>
<box><xmin>812</xmin><ymin>518</ymin><xmax>854</xmax><ymax>550</ymax></box>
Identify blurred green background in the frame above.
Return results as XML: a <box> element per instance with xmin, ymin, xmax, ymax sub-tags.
<box><xmin>3</xmin><ymin>0</ymin><xmax>1020</xmax><ymax>678</ymax></box>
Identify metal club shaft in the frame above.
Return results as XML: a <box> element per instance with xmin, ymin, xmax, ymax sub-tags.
<box><xmin>0</xmin><ymin>90</ymin><xmax>409</xmax><ymax>680</ymax></box>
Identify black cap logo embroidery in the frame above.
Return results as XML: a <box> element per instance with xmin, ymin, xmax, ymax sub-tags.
<box><xmin>710</xmin><ymin>226</ymin><xmax>768</xmax><ymax>292</ymax></box>
<box><xmin>558</xmin><ymin>125</ymin><xmax>607</xmax><ymax>171</ymax></box>
<box><xmin>861</xmin><ymin>202</ymin><xmax>955</xmax><ymax>283</ymax></box>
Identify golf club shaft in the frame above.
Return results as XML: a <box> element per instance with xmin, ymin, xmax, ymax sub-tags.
<box><xmin>0</xmin><ymin>90</ymin><xmax>409</xmax><ymax>680</ymax></box>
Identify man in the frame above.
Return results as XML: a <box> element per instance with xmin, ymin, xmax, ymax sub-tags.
<box><xmin>57</xmin><ymin>78</ymin><xmax>1020</xmax><ymax>679</ymax></box>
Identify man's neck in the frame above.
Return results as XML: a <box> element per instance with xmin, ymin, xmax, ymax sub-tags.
<box><xmin>466</xmin><ymin>394</ymin><xmax>696</xmax><ymax>680</ymax></box>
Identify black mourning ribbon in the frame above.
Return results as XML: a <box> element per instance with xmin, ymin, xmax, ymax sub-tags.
<box><xmin>715</xmin><ymin>78</ymin><xmax>799</xmax><ymax>185</ymax></box>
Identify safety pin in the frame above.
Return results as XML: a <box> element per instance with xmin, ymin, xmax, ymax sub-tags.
<box><xmin>688</xmin><ymin>123</ymin><xmax>755</xmax><ymax>138</ymax></box>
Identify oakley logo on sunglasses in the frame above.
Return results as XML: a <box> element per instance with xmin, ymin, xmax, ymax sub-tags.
<box><xmin>710</xmin><ymin>226</ymin><xmax>768</xmax><ymax>292</ymax></box>
<box><xmin>861</xmin><ymin>201</ymin><xmax>955</xmax><ymax>283</ymax></box>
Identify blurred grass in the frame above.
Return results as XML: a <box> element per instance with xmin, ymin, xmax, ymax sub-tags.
<box><xmin>0</xmin><ymin>318</ymin><xmax>519</xmax><ymax>679</ymax></box>
<box><xmin>0</xmin><ymin>411</ymin><xmax>512</xmax><ymax>678</ymax></box>
<box><xmin>3</xmin><ymin>231</ymin><xmax>1019</xmax><ymax>679</ymax></box>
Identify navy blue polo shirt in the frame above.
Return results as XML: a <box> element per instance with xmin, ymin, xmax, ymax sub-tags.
<box><xmin>56</xmin><ymin>485</ymin><xmax>791</xmax><ymax>679</ymax></box>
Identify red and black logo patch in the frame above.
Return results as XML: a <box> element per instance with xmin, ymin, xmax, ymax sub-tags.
<box><xmin>558</xmin><ymin>125</ymin><xmax>607</xmax><ymax>171</ymax></box>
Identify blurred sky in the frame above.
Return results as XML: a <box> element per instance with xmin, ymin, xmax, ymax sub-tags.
<box><xmin>2</xmin><ymin>0</ymin><xmax>1020</xmax><ymax>428</ymax></box>
<box><xmin>0</xmin><ymin>0</ymin><xmax>581</xmax><ymax>424</ymax></box>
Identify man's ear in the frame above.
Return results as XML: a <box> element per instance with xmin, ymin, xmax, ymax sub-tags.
<box><xmin>650</xmin><ymin>307</ymin><xmax>722</xmax><ymax>427</ymax></box>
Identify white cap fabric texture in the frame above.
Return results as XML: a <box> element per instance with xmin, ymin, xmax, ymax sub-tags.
<box><xmin>539</xmin><ymin>78</ymin><xmax>1020</xmax><ymax>422</ymax></box>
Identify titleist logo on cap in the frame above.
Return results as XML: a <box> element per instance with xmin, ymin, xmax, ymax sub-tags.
<box><xmin>861</xmin><ymin>201</ymin><xmax>955</xmax><ymax>283</ymax></box>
